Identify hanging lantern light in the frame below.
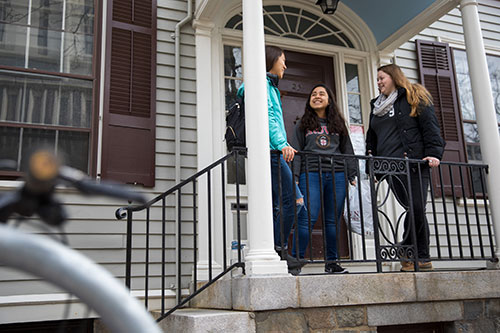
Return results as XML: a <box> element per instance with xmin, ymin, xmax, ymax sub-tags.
<box><xmin>316</xmin><ymin>0</ymin><xmax>340</xmax><ymax>15</ymax></box>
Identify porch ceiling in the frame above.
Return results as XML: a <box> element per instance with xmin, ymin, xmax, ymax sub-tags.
<box><xmin>194</xmin><ymin>0</ymin><xmax>462</xmax><ymax>52</ymax></box>
<box><xmin>341</xmin><ymin>0</ymin><xmax>436</xmax><ymax>44</ymax></box>
<box><xmin>337</xmin><ymin>0</ymin><xmax>461</xmax><ymax>51</ymax></box>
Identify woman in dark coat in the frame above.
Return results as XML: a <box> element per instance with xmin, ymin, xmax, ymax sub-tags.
<box><xmin>365</xmin><ymin>64</ymin><xmax>445</xmax><ymax>272</ymax></box>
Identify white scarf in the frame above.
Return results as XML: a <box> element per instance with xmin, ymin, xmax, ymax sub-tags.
<box><xmin>373</xmin><ymin>90</ymin><xmax>398</xmax><ymax>117</ymax></box>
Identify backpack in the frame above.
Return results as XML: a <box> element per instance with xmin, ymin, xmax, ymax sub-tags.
<box><xmin>225</xmin><ymin>95</ymin><xmax>246</xmax><ymax>151</ymax></box>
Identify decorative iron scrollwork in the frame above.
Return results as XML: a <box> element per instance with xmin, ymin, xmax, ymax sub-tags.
<box><xmin>379</xmin><ymin>245</ymin><xmax>415</xmax><ymax>261</ymax></box>
<box><xmin>372</xmin><ymin>159</ymin><xmax>407</xmax><ymax>175</ymax></box>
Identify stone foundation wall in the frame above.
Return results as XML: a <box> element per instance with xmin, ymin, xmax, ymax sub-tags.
<box><xmin>252</xmin><ymin>299</ymin><xmax>500</xmax><ymax>332</ymax></box>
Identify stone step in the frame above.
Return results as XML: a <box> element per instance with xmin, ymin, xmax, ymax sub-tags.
<box><xmin>155</xmin><ymin>308</ymin><xmax>255</xmax><ymax>333</ymax></box>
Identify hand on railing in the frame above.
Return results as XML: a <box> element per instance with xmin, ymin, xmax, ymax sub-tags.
<box><xmin>282</xmin><ymin>145</ymin><xmax>297</xmax><ymax>162</ymax></box>
<box><xmin>422</xmin><ymin>156</ymin><xmax>440</xmax><ymax>168</ymax></box>
<box><xmin>0</xmin><ymin>150</ymin><xmax>146</xmax><ymax>226</ymax></box>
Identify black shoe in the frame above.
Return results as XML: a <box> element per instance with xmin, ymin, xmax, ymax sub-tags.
<box><xmin>276</xmin><ymin>248</ymin><xmax>306</xmax><ymax>270</ymax></box>
<box><xmin>325</xmin><ymin>262</ymin><xmax>347</xmax><ymax>274</ymax></box>
<box><xmin>288</xmin><ymin>267</ymin><xmax>301</xmax><ymax>276</ymax></box>
<box><xmin>285</xmin><ymin>254</ymin><xmax>306</xmax><ymax>270</ymax></box>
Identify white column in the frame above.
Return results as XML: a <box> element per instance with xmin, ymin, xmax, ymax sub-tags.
<box><xmin>194</xmin><ymin>20</ymin><xmax>222</xmax><ymax>280</ymax></box>
<box><xmin>460</xmin><ymin>0</ymin><xmax>500</xmax><ymax>262</ymax></box>
<box><xmin>242</xmin><ymin>0</ymin><xmax>287</xmax><ymax>275</ymax></box>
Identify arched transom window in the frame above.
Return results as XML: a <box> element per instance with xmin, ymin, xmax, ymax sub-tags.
<box><xmin>225</xmin><ymin>5</ymin><xmax>354</xmax><ymax>48</ymax></box>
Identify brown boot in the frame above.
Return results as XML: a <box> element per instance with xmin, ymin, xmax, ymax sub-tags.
<box><xmin>400</xmin><ymin>261</ymin><xmax>433</xmax><ymax>272</ymax></box>
<box><xmin>400</xmin><ymin>260</ymin><xmax>414</xmax><ymax>272</ymax></box>
<box><xmin>418</xmin><ymin>261</ymin><xmax>433</xmax><ymax>271</ymax></box>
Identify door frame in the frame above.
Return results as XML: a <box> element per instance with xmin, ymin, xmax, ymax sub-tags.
<box><xmin>194</xmin><ymin>0</ymin><xmax>378</xmax><ymax>264</ymax></box>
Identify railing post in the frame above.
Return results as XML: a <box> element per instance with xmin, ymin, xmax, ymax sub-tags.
<box><xmin>405</xmin><ymin>157</ymin><xmax>420</xmax><ymax>272</ymax></box>
<box><xmin>125</xmin><ymin>208</ymin><xmax>132</xmax><ymax>289</ymax></box>
<box><xmin>367</xmin><ymin>152</ymin><xmax>383</xmax><ymax>273</ymax></box>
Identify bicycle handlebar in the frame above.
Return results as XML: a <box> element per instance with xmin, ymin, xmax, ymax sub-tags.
<box><xmin>0</xmin><ymin>224</ymin><xmax>161</xmax><ymax>333</ymax></box>
<box><xmin>0</xmin><ymin>151</ymin><xmax>147</xmax><ymax>226</ymax></box>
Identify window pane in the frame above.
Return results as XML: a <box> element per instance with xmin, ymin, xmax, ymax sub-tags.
<box><xmin>30</xmin><ymin>0</ymin><xmax>63</xmax><ymax>30</ymax></box>
<box><xmin>0</xmin><ymin>70</ymin><xmax>92</xmax><ymax>128</ymax></box>
<box><xmin>63</xmin><ymin>32</ymin><xmax>93</xmax><ymax>75</ymax></box>
<box><xmin>345</xmin><ymin>64</ymin><xmax>359</xmax><ymax>92</ymax></box>
<box><xmin>0</xmin><ymin>25</ymin><xmax>27</xmax><ymax>67</ymax></box>
<box><xmin>466</xmin><ymin>144</ymin><xmax>481</xmax><ymax>162</ymax></box>
<box><xmin>0</xmin><ymin>0</ymin><xmax>29</xmax><ymax>25</ymax></box>
<box><xmin>453</xmin><ymin>50</ymin><xmax>475</xmax><ymax>121</ymax></box>
<box><xmin>454</xmin><ymin>49</ymin><xmax>500</xmax><ymax>122</ymax></box>
<box><xmin>0</xmin><ymin>126</ymin><xmax>20</xmax><ymax>163</ymax></box>
<box><xmin>28</xmin><ymin>27</ymin><xmax>61</xmax><ymax>72</ymax></box>
<box><xmin>58</xmin><ymin>130</ymin><xmax>89</xmax><ymax>172</ymax></box>
<box><xmin>225</xmin><ymin>78</ymin><xmax>242</xmax><ymax>110</ymax></box>
<box><xmin>463</xmin><ymin>122</ymin><xmax>479</xmax><ymax>143</ymax></box>
<box><xmin>20</xmin><ymin>127</ymin><xmax>56</xmax><ymax>171</ymax></box>
<box><xmin>65</xmin><ymin>0</ymin><xmax>94</xmax><ymax>34</ymax></box>
<box><xmin>487</xmin><ymin>55</ymin><xmax>500</xmax><ymax>122</ymax></box>
<box><xmin>347</xmin><ymin>93</ymin><xmax>362</xmax><ymax>125</ymax></box>
<box><xmin>224</xmin><ymin>45</ymin><xmax>242</xmax><ymax>78</ymax></box>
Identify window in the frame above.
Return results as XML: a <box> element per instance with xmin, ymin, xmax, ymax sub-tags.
<box><xmin>345</xmin><ymin>63</ymin><xmax>362</xmax><ymax>125</ymax></box>
<box><xmin>453</xmin><ymin>49</ymin><xmax>500</xmax><ymax>162</ymax></box>
<box><xmin>225</xmin><ymin>5</ymin><xmax>354</xmax><ymax>48</ymax></box>
<box><xmin>224</xmin><ymin>45</ymin><xmax>243</xmax><ymax>110</ymax></box>
<box><xmin>224</xmin><ymin>44</ymin><xmax>245</xmax><ymax>185</ymax></box>
<box><xmin>345</xmin><ymin>63</ymin><xmax>365</xmax><ymax>156</ymax></box>
<box><xmin>0</xmin><ymin>0</ymin><xmax>96</xmax><ymax>175</ymax></box>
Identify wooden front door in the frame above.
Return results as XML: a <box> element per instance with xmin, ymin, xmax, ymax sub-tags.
<box><xmin>280</xmin><ymin>50</ymin><xmax>349</xmax><ymax>260</ymax></box>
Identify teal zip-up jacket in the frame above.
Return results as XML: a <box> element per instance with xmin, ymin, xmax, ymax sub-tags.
<box><xmin>237</xmin><ymin>73</ymin><xmax>289</xmax><ymax>151</ymax></box>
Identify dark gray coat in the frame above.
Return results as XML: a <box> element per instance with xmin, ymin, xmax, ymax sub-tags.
<box><xmin>366</xmin><ymin>88</ymin><xmax>445</xmax><ymax>160</ymax></box>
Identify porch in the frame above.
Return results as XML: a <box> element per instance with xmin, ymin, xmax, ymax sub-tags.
<box><xmin>114</xmin><ymin>150</ymin><xmax>498</xmax><ymax>331</ymax></box>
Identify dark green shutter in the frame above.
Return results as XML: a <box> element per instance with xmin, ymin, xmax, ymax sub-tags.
<box><xmin>101</xmin><ymin>0</ymin><xmax>156</xmax><ymax>187</ymax></box>
<box><xmin>416</xmin><ymin>39</ymin><xmax>469</xmax><ymax>197</ymax></box>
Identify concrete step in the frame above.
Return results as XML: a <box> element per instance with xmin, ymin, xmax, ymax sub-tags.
<box><xmin>155</xmin><ymin>308</ymin><xmax>255</xmax><ymax>333</ymax></box>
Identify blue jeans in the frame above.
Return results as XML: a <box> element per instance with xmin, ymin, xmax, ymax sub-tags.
<box><xmin>292</xmin><ymin>172</ymin><xmax>346</xmax><ymax>260</ymax></box>
<box><xmin>271</xmin><ymin>154</ymin><xmax>303</xmax><ymax>248</ymax></box>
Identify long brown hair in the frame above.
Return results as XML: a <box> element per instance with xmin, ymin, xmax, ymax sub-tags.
<box><xmin>265</xmin><ymin>46</ymin><xmax>284</xmax><ymax>72</ymax></box>
<box><xmin>300</xmin><ymin>84</ymin><xmax>348</xmax><ymax>136</ymax></box>
<box><xmin>378</xmin><ymin>64</ymin><xmax>433</xmax><ymax>117</ymax></box>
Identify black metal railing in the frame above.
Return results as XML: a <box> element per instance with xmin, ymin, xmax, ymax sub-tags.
<box><xmin>272</xmin><ymin>150</ymin><xmax>497</xmax><ymax>273</ymax></box>
<box><xmin>117</xmin><ymin>148</ymin><xmax>497</xmax><ymax>322</ymax></box>
<box><xmin>115</xmin><ymin>149</ymin><xmax>247</xmax><ymax>322</ymax></box>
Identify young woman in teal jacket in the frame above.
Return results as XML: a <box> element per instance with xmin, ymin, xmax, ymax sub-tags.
<box><xmin>237</xmin><ymin>46</ymin><xmax>303</xmax><ymax>272</ymax></box>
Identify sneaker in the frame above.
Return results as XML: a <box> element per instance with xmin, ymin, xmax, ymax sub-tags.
<box><xmin>325</xmin><ymin>262</ymin><xmax>348</xmax><ymax>274</ymax></box>
<box><xmin>400</xmin><ymin>261</ymin><xmax>433</xmax><ymax>272</ymax></box>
